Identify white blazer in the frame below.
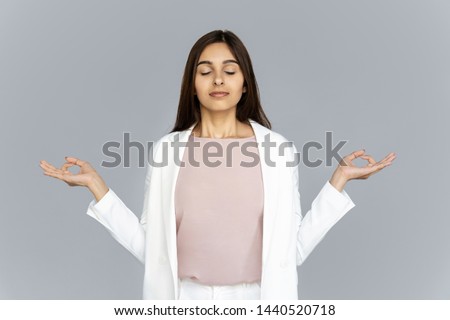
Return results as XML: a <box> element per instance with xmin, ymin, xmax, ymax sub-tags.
<box><xmin>86</xmin><ymin>119</ymin><xmax>355</xmax><ymax>299</ymax></box>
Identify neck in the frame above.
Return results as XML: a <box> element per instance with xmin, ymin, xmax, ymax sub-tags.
<box><xmin>194</xmin><ymin>108</ymin><xmax>245</xmax><ymax>139</ymax></box>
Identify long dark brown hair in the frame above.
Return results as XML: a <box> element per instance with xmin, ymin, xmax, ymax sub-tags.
<box><xmin>170</xmin><ymin>30</ymin><xmax>271</xmax><ymax>133</ymax></box>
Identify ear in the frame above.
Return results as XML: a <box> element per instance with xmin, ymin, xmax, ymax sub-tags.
<box><xmin>242</xmin><ymin>86</ymin><xmax>247</xmax><ymax>93</ymax></box>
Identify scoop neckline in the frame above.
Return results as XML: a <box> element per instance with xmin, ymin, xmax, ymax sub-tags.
<box><xmin>191</xmin><ymin>134</ymin><xmax>256</xmax><ymax>140</ymax></box>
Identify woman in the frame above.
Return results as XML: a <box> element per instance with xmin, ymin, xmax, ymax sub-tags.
<box><xmin>39</xmin><ymin>30</ymin><xmax>396</xmax><ymax>300</ymax></box>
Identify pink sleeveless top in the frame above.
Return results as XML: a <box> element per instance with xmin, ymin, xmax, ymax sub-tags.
<box><xmin>174</xmin><ymin>132</ymin><xmax>264</xmax><ymax>285</ymax></box>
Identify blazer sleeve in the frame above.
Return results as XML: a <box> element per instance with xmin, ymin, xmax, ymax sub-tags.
<box><xmin>84</xmin><ymin>143</ymin><xmax>157</xmax><ymax>265</ymax></box>
<box><xmin>291</xmin><ymin>144</ymin><xmax>356</xmax><ymax>266</ymax></box>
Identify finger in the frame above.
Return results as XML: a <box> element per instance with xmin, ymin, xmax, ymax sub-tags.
<box><xmin>360</xmin><ymin>155</ymin><xmax>376</xmax><ymax>165</ymax></box>
<box><xmin>363</xmin><ymin>152</ymin><xmax>396</xmax><ymax>169</ymax></box>
<box><xmin>386</xmin><ymin>152</ymin><xmax>396</xmax><ymax>158</ymax></box>
<box><xmin>352</xmin><ymin>155</ymin><xmax>395</xmax><ymax>180</ymax></box>
<box><xmin>65</xmin><ymin>157</ymin><xmax>87</xmax><ymax>167</ymax></box>
<box><xmin>387</xmin><ymin>156</ymin><xmax>396</xmax><ymax>165</ymax></box>
<box><xmin>61</xmin><ymin>162</ymin><xmax>75</xmax><ymax>172</ymax></box>
<box><xmin>65</xmin><ymin>157</ymin><xmax>79</xmax><ymax>165</ymax></box>
<box><xmin>40</xmin><ymin>160</ymin><xmax>59</xmax><ymax>171</ymax></box>
<box><xmin>377</xmin><ymin>154</ymin><xmax>396</xmax><ymax>167</ymax></box>
<box><xmin>43</xmin><ymin>171</ymin><xmax>76</xmax><ymax>186</ymax></box>
<box><xmin>40</xmin><ymin>161</ymin><xmax>62</xmax><ymax>174</ymax></box>
<box><xmin>41</xmin><ymin>162</ymin><xmax>73</xmax><ymax>177</ymax></box>
<box><xmin>347</xmin><ymin>149</ymin><xmax>366</xmax><ymax>161</ymax></box>
<box><xmin>373</xmin><ymin>161</ymin><xmax>391</xmax><ymax>171</ymax></box>
<box><xmin>381</xmin><ymin>152</ymin><xmax>396</xmax><ymax>163</ymax></box>
<box><xmin>43</xmin><ymin>170</ymin><xmax>67</xmax><ymax>181</ymax></box>
<box><xmin>387</xmin><ymin>153</ymin><xmax>397</xmax><ymax>162</ymax></box>
<box><xmin>384</xmin><ymin>157</ymin><xmax>396</xmax><ymax>166</ymax></box>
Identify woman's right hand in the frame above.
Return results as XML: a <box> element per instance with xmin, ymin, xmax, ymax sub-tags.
<box><xmin>39</xmin><ymin>157</ymin><xmax>109</xmax><ymax>202</ymax></box>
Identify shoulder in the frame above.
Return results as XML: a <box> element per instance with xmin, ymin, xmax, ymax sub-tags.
<box><xmin>250</xmin><ymin>120</ymin><xmax>297</xmax><ymax>151</ymax></box>
<box><xmin>251</xmin><ymin>120</ymin><xmax>299</xmax><ymax>170</ymax></box>
<box><xmin>155</xmin><ymin>131</ymin><xmax>179</xmax><ymax>144</ymax></box>
<box><xmin>147</xmin><ymin>131</ymin><xmax>181</xmax><ymax>158</ymax></box>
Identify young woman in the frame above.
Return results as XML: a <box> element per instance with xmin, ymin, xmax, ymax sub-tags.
<box><xmin>39</xmin><ymin>30</ymin><xmax>396</xmax><ymax>300</ymax></box>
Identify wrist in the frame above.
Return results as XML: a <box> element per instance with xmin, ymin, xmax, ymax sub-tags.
<box><xmin>329</xmin><ymin>168</ymin><xmax>348</xmax><ymax>193</ymax></box>
<box><xmin>88</xmin><ymin>174</ymin><xmax>109</xmax><ymax>202</ymax></box>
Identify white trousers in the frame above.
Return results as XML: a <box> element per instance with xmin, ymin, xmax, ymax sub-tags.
<box><xmin>178</xmin><ymin>278</ymin><xmax>261</xmax><ymax>300</ymax></box>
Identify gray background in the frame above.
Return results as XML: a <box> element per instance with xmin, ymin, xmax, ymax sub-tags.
<box><xmin>1</xmin><ymin>0</ymin><xmax>449</xmax><ymax>299</ymax></box>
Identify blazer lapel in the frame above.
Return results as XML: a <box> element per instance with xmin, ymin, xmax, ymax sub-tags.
<box><xmin>248</xmin><ymin>120</ymin><xmax>278</xmax><ymax>269</ymax></box>
<box><xmin>164</xmin><ymin>122</ymin><xmax>196</xmax><ymax>297</ymax></box>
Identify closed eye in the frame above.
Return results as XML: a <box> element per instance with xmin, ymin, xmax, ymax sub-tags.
<box><xmin>200</xmin><ymin>71</ymin><xmax>235</xmax><ymax>76</ymax></box>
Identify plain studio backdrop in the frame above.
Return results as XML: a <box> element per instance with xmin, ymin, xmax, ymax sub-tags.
<box><xmin>0</xmin><ymin>0</ymin><xmax>449</xmax><ymax>299</ymax></box>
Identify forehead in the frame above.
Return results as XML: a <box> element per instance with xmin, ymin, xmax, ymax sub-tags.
<box><xmin>198</xmin><ymin>42</ymin><xmax>237</xmax><ymax>62</ymax></box>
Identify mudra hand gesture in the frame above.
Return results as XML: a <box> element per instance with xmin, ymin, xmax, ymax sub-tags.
<box><xmin>39</xmin><ymin>157</ymin><xmax>109</xmax><ymax>201</ymax></box>
<box><xmin>329</xmin><ymin>149</ymin><xmax>397</xmax><ymax>192</ymax></box>
<box><xmin>41</xmin><ymin>150</ymin><xmax>396</xmax><ymax>199</ymax></box>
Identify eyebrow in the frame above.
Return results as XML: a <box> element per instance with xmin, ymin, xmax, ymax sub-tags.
<box><xmin>197</xmin><ymin>59</ymin><xmax>239</xmax><ymax>66</ymax></box>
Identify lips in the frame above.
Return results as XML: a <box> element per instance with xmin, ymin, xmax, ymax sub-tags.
<box><xmin>209</xmin><ymin>91</ymin><xmax>229</xmax><ymax>97</ymax></box>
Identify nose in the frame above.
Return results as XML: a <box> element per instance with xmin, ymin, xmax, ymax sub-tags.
<box><xmin>213</xmin><ymin>76</ymin><xmax>224</xmax><ymax>86</ymax></box>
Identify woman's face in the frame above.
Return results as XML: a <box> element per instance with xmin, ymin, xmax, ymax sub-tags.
<box><xmin>194</xmin><ymin>42</ymin><xmax>246</xmax><ymax>113</ymax></box>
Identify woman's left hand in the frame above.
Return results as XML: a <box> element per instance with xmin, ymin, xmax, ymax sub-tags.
<box><xmin>329</xmin><ymin>149</ymin><xmax>397</xmax><ymax>192</ymax></box>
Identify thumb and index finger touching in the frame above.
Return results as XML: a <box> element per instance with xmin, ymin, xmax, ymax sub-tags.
<box><xmin>348</xmin><ymin>149</ymin><xmax>366</xmax><ymax>161</ymax></box>
<box><xmin>359</xmin><ymin>151</ymin><xmax>397</xmax><ymax>173</ymax></box>
<box><xmin>64</xmin><ymin>156</ymin><xmax>85</xmax><ymax>166</ymax></box>
<box><xmin>341</xmin><ymin>149</ymin><xmax>365</xmax><ymax>165</ymax></box>
<box><xmin>39</xmin><ymin>156</ymin><xmax>88</xmax><ymax>173</ymax></box>
<box><xmin>344</xmin><ymin>149</ymin><xmax>397</xmax><ymax>173</ymax></box>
